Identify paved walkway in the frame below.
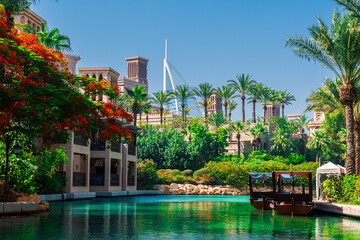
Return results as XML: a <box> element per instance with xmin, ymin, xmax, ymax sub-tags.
<box><xmin>314</xmin><ymin>200</ymin><xmax>360</xmax><ymax>219</ymax></box>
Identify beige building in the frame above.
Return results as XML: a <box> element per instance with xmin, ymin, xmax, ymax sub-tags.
<box><xmin>208</xmin><ymin>94</ymin><xmax>223</xmax><ymax>114</ymax></box>
<box><xmin>118</xmin><ymin>56</ymin><xmax>149</xmax><ymax>93</ymax></box>
<box><xmin>265</xmin><ymin>104</ymin><xmax>281</xmax><ymax>118</ymax></box>
<box><xmin>309</xmin><ymin>111</ymin><xmax>325</xmax><ymax>137</ymax></box>
<box><xmin>14</xmin><ymin>9</ymin><xmax>46</xmax><ymax>32</ymax></box>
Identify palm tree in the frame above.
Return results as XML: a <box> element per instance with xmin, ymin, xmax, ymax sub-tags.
<box><xmin>193</xmin><ymin>83</ymin><xmax>214</xmax><ymax>122</ymax></box>
<box><xmin>34</xmin><ymin>21</ymin><xmax>71</xmax><ymax>52</ymax></box>
<box><xmin>249</xmin><ymin>123</ymin><xmax>267</xmax><ymax>151</ymax></box>
<box><xmin>307</xmin><ymin>130</ymin><xmax>330</xmax><ymax>163</ymax></box>
<box><xmin>257</xmin><ymin>86</ymin><xmax>271</xmax><ymax>123</ymax></box>
<box><xmin>228</xmin><ymin>100</ymin><xmax>238</xmax><ymax>122</ymax></box>
<box><xmin>215</xmin><ymin>85</ymin><xmax>239</xmax><ymax>119</ymax></box>
<box><xmin>297</xmin><ymin>114</ymin><xmax>311</xmax><ymax>134</ymax></box>
<box><xmin>286</xmin><ymin>11</ymin><xmax>360</xmax><ymax>175</ymax></box>
<box><xmin>306</xmin><ymin>78</ymin><xmax>343</xmax><ymax>113</ymax></box>
<box><xmin>141</xmin><ymin>101</ymin><xmax>152</xmax><ymax>123</ymax></box>
<box><xmin>278</xmin><ymin>90</ymin><xmax>295</xmax><ymax>117</ymax></box>
<box><xmin>1</xmin><ymin>0</ymin><xmax>39</xmax><ymax>27</ymax></box>
<box><xmin>247</xmin><ymin>83</ymin><xmax>263</xmax><ymax>123</ymax></box>
<box><xmin>231</xmin><ymin>121</ymin><xmax>246</xmax><ymax>156</ymax></box>
<box><xmin>207</xmin><ymin>112</ymin><xmax>228</xmax><ymax>131</ymax></box>
<box><xmin>150</xmin><ymin>90</ymin><xmax>172</xmax><ymax>125</ymax></box>
<box><xmin>171</xmin><ymin>85</ymin><xmax>195</xmax><ymax>122</ymax></box>
<box><xmin>228</xmin><ymin>74</ymin><xmax>255</xmax><ymax>122</ymax></box>
<box><xmin>125</xmin><ymin>85</ymin><xmax>148</xmax><ymax>126</ymax></box>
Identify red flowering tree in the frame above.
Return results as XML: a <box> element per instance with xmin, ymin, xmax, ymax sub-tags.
<box><xmin>0</xmin><ymin>5</ymin><xmax>133</xmax><ymax>191</ymax></box>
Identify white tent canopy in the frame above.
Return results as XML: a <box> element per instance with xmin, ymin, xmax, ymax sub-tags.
<box><xmin>316</xmin><ymin>162</ymin><xmax>346</xmax><ymax>199</ymax></box>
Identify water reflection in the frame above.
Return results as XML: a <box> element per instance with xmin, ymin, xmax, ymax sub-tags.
<box><xmin>1</xmin><ymin>196</ymin><xmax>360</xmax><ymax>240</ymax></box>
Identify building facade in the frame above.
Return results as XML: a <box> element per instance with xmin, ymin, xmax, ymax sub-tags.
<box><xmin>265</xmin><ymin>104</ymin><xmax>281</xmax><ymax>118</ymax></box>
<box><xmin>14</xmin><ymin>9</ymin><xmax>46</xmax><ymax>32</ymax></box>
<box><xmin>308</xmin><ymin>111</ymin><xmax>325</xmax><ymax>137</ymax></box>
<box><xmin>208</xmin><ymin>94</ymin><xmax>223</xmax><ymax>114</ymax></box>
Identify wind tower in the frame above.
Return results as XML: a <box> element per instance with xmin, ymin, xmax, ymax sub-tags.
<box><xmin>163</xmin><ymin>39</ymin><xmax>179</xmax><ymax>114</ymax></box>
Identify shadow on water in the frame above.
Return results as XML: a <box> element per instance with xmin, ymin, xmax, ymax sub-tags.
<box><xmin>1</xmin><ymin>195</ymin><xmax>360</xmax><ymax>240</ymax></box>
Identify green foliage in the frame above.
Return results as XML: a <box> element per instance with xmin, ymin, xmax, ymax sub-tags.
<box><xmin>137</xmin><ymin>159</ymin><xmax>159</xmax><ymax>190</ymax></box>
<box><xmin>0</xmin><ymin>142</ymin><xmax>68</xmax><ymax>194</ymax></box>
<box><xmin>181</xmin><ymin>169</ymin><xmax>193</xmax><ymax>176</ymax></box>
<box><xmin>171</xmin><ymin>169</ymin><xmax>181</xmax><ymax>175</ymax></box>
<box><xmin>35</xmin><ymin>147</ymin><xmax>68</xmax><ymax>194</ymax></box>
<box><xmin>213</xmin><ymin>155</ymin><xmax>245</xmax><ymax>164</ymax></box>
<box><xmin>193</xmin><ymin>168</ymin><xmax>210</xmax><ymax>177</ymax></box>
<box><xmin>323</xmin><ymin>175</ymin><xmax>360</xmax><ymax>205</ymax></box>
<box><xmin>138</xmin><ymin>122</ymin><xmax>229</xmax><ymax>170</ymax></box>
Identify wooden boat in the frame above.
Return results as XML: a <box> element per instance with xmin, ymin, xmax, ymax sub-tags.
<box><xmin>275</xmin><ymin>202</ymin><xmax>313</xmax><ymax>216</ymax></box>
<box><xmin>272</xmin><ymin>171</ymin><xmax>314</xmax><ymax>216</ymax></box>
<box><xmin>248</xmin><ymin>173</ymin><xmax>275</xmax><ymax>210</ymax></box>
<box><xmin>251</xmin><ymin>199</ymin><xmax>272</xmax><ymax>210</ymax></box>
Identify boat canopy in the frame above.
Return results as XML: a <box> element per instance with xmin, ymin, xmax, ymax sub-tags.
<box><xmin>249</xmin><ymin>173</ymin><xmax>272</xmax><ymax>182</ymax></box>
<box><xmin>280</xmin><ymin>174</ymin><xmax>297</xmax><ymax>182</ymax></box>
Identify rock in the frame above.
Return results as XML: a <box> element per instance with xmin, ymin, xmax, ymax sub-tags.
<box><xmin>38</xmin><ymin>201</ymin><xmax>49</xmax><ymax>211</ymax></box>
<box><xmin>185</xmin><ymin>184</ymin><xmax>195</xmax><ymax>190</ymax></box>
<box><xmin>17</xmin><ymin>194</ymin><xmax>41</xmax><ymax>204</ymax></box>
<box><xmin>178</xmin><ymin>188</ymin><xmax>186</xmax><ymax>195</ymax></box>
<box><xmin>199</xmin><ymin>189</ymin><xmax>207</xmax><ymax>195</ymax></box>
<box><xmin>171</xmin><ymin>190</ymin><xmax>179</xmax><ymax>195</ymax></box>
<box><xmin>170</xmin><ymin>183</ymin><xmax>179</xmax><ymax>189</ymax></box>
<box><xmin>164</xmin><ymin>185</ymin><xmax>170</xmax><ymax>195</ymax></box>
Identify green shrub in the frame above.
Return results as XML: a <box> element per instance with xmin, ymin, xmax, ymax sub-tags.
<box><xmin>157</xmin><ymin>169</ymin><xmax>174</xmax><ymax>176</ymax></box>
<box><xmin>193</xmin><ymin>168</ymin><xmax>210</xmax><ymax>177</ymax></box>
<box><xmin>181</xmin><ymin>169</ymin><xmax>193</xmax><ymax>176</ymax></box>
<box><xmin>171</xmin><ymin>169</ymin><xmax>181</xmax><ymax>175</ymax></box>
<box><xmin>323</xmin><ymin>175</ymin><xmax>360</xmax><ymax>205</ymax></box>
<box><xmin>137</xmin><ymin>159</ymin><xmax>159</xmax><ymax>190</ymax></box>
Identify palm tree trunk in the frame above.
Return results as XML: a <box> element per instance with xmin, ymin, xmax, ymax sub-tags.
<box><xmin>160</xmin><ymin>106</ymin><xmax>163</xmax><ymax>125</ymax></box>
<box><xmin>355</xmin><ymin>121</ymin><xmax>360</xmax><ymax>174</ymax></box>
<box><xmin>241</xmin><ymin>95</ymin><xmax>245</xmax><ymax>122</ymax></box>
<box><xmin>146</xmin><ymin>114</ymin><xmax>149</xmax><ymax>123</ymax></box>
<box><xmin>272</xmin><ymin>104</ymin><xmax>275</xmax><ymax>117</ymax></box>
<box><xmin>263</xmin><ymin>105</ymin><xmax>267</xmax><ymax>123</ymax></box>
<box><xmin>237</xmin><ymin>134</ymin><xmax>241</xmax><ymax>156</ymax></box>
<box><xmin>344</xmin><ymin>101</ymin><xmax>356</xmax><ymax>175</ymax></box>
<box><xmin>181</xmin><ymin>102</ymin><xmax>185</xmax><ymax>122</ymax></box>
<box><xmin>252</xmin><ymin>99</ymin><xmax>256</xmax><ymax>123</ymax></box>
<box><xmin>282</xmin><ymin>104</ymin><xmax>285</xmax><ymax>118</ymax></box>
<box><xmin>316</xmin><ymin>148</ymin><xmax>320</xmax><ymax>163</ymax></box>
<box><xmin>229</xmin><ymin>112</ymin><xmax>232</xmax><ymax>122</ymax></box>
<box><xmin>224</xmin><ymin>103</ymin><xmax>228</xmax><ymax>120</ymax></box>
<box><xmin>204</xmin><ymin>101</ymin><xmax>208</xmax><ymax>125</ymax></box>
<box><xmin>139</xmin><ymin>110</ymin><xmax>142</xmax><ymax>122</ymax></box>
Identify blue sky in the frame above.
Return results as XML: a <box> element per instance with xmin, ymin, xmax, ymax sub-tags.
<box><xmin>31</xmin><ymin>0</ymin><xmax>339</xmax><ymax>121</ymax></box>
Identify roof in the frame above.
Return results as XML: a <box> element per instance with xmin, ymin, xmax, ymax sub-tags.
<box><xmin>316</xmin><ymin>162</ymin><xmax>346</xmax><ymax>174</ymax></box>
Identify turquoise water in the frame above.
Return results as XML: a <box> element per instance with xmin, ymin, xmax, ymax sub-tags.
<box><xmin>1</xmin><ymin>195</ymin><xmax>360</xmax><ymax>239</ymax></box>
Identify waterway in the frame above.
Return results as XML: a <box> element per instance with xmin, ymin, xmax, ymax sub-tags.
<box><xmin>1</xmin><ymin>195</ymin><xmax>360</xmax><ymax>239</ymax></box>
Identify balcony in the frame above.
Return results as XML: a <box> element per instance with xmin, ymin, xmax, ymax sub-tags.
<box><xmin>73</xmin><ymin>172</ymin><xmax>86</xmax><ymax>187</ymax></box>
<box><xmin>74</xmin><ymin>134</ymin><xmax>88</xmax><ymax>146</ymax></box>
<box><xmin>91</xmin><ymin>140</ymin><xmax>106</xmax><ymax>151</ymax></box>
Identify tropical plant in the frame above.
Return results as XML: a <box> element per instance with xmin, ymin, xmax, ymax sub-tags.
<box><xmin>215</xmin><ymin>85</ymin><xmax>239</xmax><ymax>119</ymax></box>
<box><xmin>126</xmin><ymin>85</ymin><xmax>148</xmax><ymax>126</ymax></box>
<box><xmin>257</xmin><ymin>86</ymin><xmax>271</xmax><ymax>123</ymax></box>
<box><xmin>278</xmin><ymin>90</ymin><xmax>295</xmax><ymax>117</ymax></box>
<box><xmin>286</xmin><ymin>12</ymin><xmax>360</xmax><ymax>174</ymax></box>
<box><xmin>231</xmin><ymin>121</ymin><xmax>246</xmax><ymax>156</ymax></box>
<box><xmin>297</xmin><ymin>114</ymin><xmax>311</xmax><ymax>134</ymax></box>
<box><xmin>171</xmin><ymin>85</ymin><xmax>195</xmax><ymax>122</ymax></box>
<box><xmin>207</xmin><ymin>112</ymin><xmax>228</xmax><ymax>131</ymax></box>
<box><xmin>228</xmin><ymin>100</ymin><xmax>238</xmax><ymax>122</ymax></box>
<box><xmin>228</xmin><ymin>74</ymin><xmax>255</xmax><ymax>122</ymax></box>
<box><xmin>307</xmin><ymin>130</ymin><xmax>330</xmax><ymax>163</ymax></box>
<box><xmin>27</xmin><ymin>21</ymin><xmax>71</xmax><ymax>52</ymax></box>
<box><xmin>247</xmin><ymin>82</ymin><xmax>263</xmax><ymax>123</ymax></box>
<box><xmin>249</xmin><ymin>123</ymin><xmax>267</xmax><ymax>151</ymax></box>
<box><xmin>150</xmin><ymin>90</ymin><xmax>172</xmax><ymax>125</ymax></box>
<box><xmin>193</xmin><ymin>83</ymin><xmax>215</xmax><ymax>122</ymax></box>
<box><xmin>141</xmin><ymin>101</ymin><xmax>152</xmax><ymax>123</ymax></box>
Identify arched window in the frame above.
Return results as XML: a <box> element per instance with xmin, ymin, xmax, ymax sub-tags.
<box><xmin>99</xmin><ymin>74</ymin><xmax>103</xmax><ymax>81</ymax></box>
<box><xmin>86</xmin><ymin>74</ymin><xmax>89</xmax><ymax>78</ymax></box>
<box><xmin>92</xmin><ymin>74</ymin><xmax>96</xmax><ymax>79</ymax></box>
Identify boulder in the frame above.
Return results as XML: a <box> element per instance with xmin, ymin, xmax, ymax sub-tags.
<box><xmin>170</xmin><ymin>183</ymin><xmax>179</xmax><ymax>189</ymax></box>
<box><xmin>17</xmin><ymin>194</ymin><xmax>41</xmax><ymax>204</ymax></box>
<box><xmin>164</xmin><ymin>185</ymin><xmax>170</xmax><ymax>195</ymax></box>
<box><xmin>38</xmin><ymin>201</ymin><xmax>49</xmax><ymax>211</ymax></box>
